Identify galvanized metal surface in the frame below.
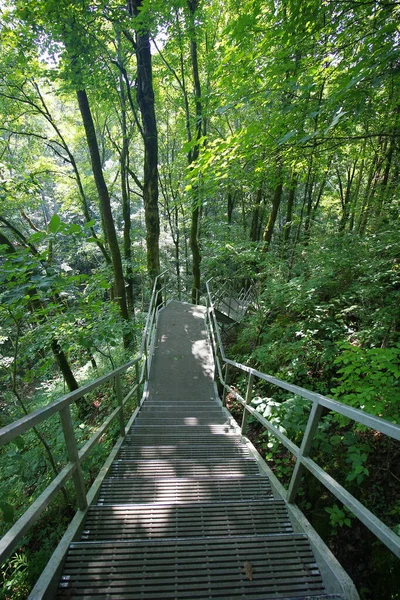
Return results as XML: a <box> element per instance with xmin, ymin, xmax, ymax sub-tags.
<box><xmin>81</xmin><ymin>500</ymin><xmax>292</xmax><ymax>540</ymax></box>
<box><xmin>109</xmin><ymin>458</ymin><xmax>261</xmax><ymax>479</ymax></box>
<box><xmin>97</xmin><ymin>476</ymin><xmax>274</xmax><ymax>505</ymax></box>
<box><xmin>117</xmin><ymin>443</ymin><xmax>253</xmax><ymax>460</ymax></box>
<box><xmin>58</xmin><ymin>535</ymin><xmax>328</xmax><ymax>599</ymax></box>
<box><xmin>56</xmin><ymin>301</ymin><xmax>341</xmax><ymax>600</ymax></box>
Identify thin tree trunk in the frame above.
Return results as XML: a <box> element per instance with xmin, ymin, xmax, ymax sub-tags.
<box><xmin>338</xmin><ymin>161</ymin><xmax>357</xmax><ymax>233</ymax></box>
<box><xmin>38</xmin><ymin>85</ymin><xmax>110</xmax><ymax>263</ymax></box>
<box><xmin>357</xmin><ymin>150</ymin><xmax>384</xmax><ymax>235</ymax></box>
<box><xmin>188</xmin><ymin>0</ymin><xmax>203</xmax><ymax>304</ymax></box>
<box><xmin>227</xmin><ymin>191</ymin><xmax>235</xmax><ymax>224</ymax></box>
<box><xmin>263</xmin><ymin>160</ymin><xmax>283</xmax><ymax>250</ymax></box>
<box><xmin>76</xmin><ymin>89</ymin><xmax>131</xmax><ymax>348</ymax></box>
<box><xmin>375</xmin><ymin>135</ymin><xmax>395</xmax><ymax>219</ymax></box>
<box><xmin>283</xmin><ymin>172</ymin><xmax>297</xmax><ymax>246</ymax></box>
<box><xmin>51</xmin><ymin>340</ymin><xmax>79</xmax><ymax>392</ymax></box>
<box><xmin>129</xmin><ymin>0</ymin><xmax>161</xmax><ymax>289</ymax></box>
<box><xmin>119</xmin><ymin>79</ymin><xmax>135</xmax><ymax>312</ymax></box>
<box><xmin>303</xmin><ymin>172</ymin><xmax>316</xmax><ymax>244</ymax></box>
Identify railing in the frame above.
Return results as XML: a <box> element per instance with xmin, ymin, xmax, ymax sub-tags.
<box><xmin>205</xmin><ymin>280</ymin><xmax>400</xmax><ymax>559</ymax></box>
<box><xmin>0</xmin><ymin>270</ymin><xmax>169</xmax><ymax>570</ymax></box>
<box><xmin>210</xmin><ymin>277</ymin><xmax>255</xmax><ymax>322</ymax></box>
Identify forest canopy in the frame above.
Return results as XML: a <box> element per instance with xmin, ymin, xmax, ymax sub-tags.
<box><xmin>0</xmin><ymin>0</ymin><xmax>399</xmax><ymax>597</ymax></box>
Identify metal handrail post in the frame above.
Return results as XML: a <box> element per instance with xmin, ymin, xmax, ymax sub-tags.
<box><xmin>59</xmin><ymin>406</ymin><xmax>87</xmax><ymax>511</ymax></box>
<box><xmin>115</xmin><ymin>373</ymin><xmax>125</xmax><ymax>437</ymax></box>
<box><xmin>222</xmin><ymin>363</ymin><xmax>229</xmax><ymax>406</ymax></box>
<box><xmin>241</xmin><ymin>373</ymin><xmax>254</xmax><ymax>435</ymax></box>
<box><xmin>145</xmin><ymin>344</ymin><xmax>150</xmax><ymax>380</ymax></box>
<box><xmin>287</xmin><ymin>401</ymin><xmax>324</xmax><ymax>503</ymax></box>
<box><xmin>177</xmin><ymin>269</ymin><xmax>181</xmax><ymax>301</ymax></box>
<box><xmin>135</xmin><ymin>362</ymin><xmax>141</xmax><ymax>403</ymax></box>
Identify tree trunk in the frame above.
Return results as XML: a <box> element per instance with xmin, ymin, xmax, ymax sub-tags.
<box><xmin>51</xmin><ymin>339</ymin><xmax>79</xmax><ymax>392</ymax></box>
<box><xmin>357</xmin><ymin>150</ymin><xmax>384</xmax><ymax>235</ymax></box>
<box><xmin>263</xmin><ymin>161</ymin><xmax>283</xmax><ymax>250</ymax></box>
<box><xmin>187</xmin><ymin>0</ymin><xmax>203</xmax><ymax>304</ymax></box>
<box><xmin>119</xmin><ymin>73</ymin><xmax>135</xmax><ymax>312</ymax></box>
<box><xmin>303</xmin><ymin>172</ymin><xmax>316</xmax><ymax>244</ymax></box>
<box><xmin>250</xmin><ymin>188</ymin><xmax>263</xmax><ymax>242</ymax></box>
<box><xmin>375</xmin><ymin>134</ymin><xmax>395</xmax><ymax>220</ymax></box>
<box><xmin>76</xmin><ymin>89</ymin><xmax>131</xmax><ymax>348</ymax></box>
<box><xmin>283</xmin><ymin>172</ymin><xmax>297</xmax><ymax>246</ymax></box>
<box><xmin>121</xmin><ymin>136</ymin><xmax>134</xmax><ymax>312</ymax></box>
<box><xmin>129</xmin><ymin>0</ymin><xmax>161</xmax><ymax>288</ymax></box>
<box><xmin>338</xmin><ymin>161</ymin><xmax>357</xmax><ymax>233</ymax></box>
<box><xmin>227</xmin><ymin>191</ymin><xmax>235</xmax><ymax>224</ymax></box>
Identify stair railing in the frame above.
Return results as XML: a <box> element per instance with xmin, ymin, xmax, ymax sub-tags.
<box><xmin>208</xmin><ymin>277</ymin><xmax>255</xmax><ymax>322</ymax></box>
<box><xmin>205</xmin><ymin>280</ymin><xmax>400</xmax><ymax>559</ymax></box>
<box><xmin>0</xmin><ymin>270</ymin><xmax>169</xmax><ymax>570</ymax></box>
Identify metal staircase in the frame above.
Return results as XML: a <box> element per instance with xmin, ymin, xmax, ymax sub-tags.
<box><xmin>210</xmin><ymin>278</ymin><xmax>255</xmax><ymax>325</ymax></box>
<box><xmin>57</xmin><ymin>301</ymin><xmax>345</xmax><ymax>599</ymax></box>
<box><xmin>1</xmin><ymin>272</ymin><xmax>399</xmax><ymax>599</ymax></box>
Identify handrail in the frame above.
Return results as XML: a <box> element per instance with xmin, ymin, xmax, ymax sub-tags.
<box><xmin>205</xmin><ymin>280</ymin><xmax>400</xmax><ymax>559</ymax></box>
<box><xmin>209</xmin><ymin>277</ymin><xmax>255</xmax><ymax>322</ymax></box>
<box><xmin>0</xmin><ymin>270</ymin><xmax>168</xmax><ymax>566</ymax></box>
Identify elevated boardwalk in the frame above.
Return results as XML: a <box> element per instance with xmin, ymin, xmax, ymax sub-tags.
<box><xmin>57</xmin><ymin>301</ymin><xmax>348</xmax><ymax>599</ymax></box>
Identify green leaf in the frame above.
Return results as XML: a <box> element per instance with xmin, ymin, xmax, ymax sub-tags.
<box><xmin>0</xmin><ymin>502</ymin><xmax>14</xmax><ymax>523</ymax></box>
<box><xmin>68</xmin><ymin>223</ymin><xmax>81</xmax><ymax>234</ymax></box>
<box><xmin>12</xmin><ymin>436</ymin><xmax>25</xmax><ymax>450</ymax></box>
<box><xmin>84</xmin><ymin>219</ymin><xmax>96</xmax><ymax>228</ymax></box>
<box><xmin>278</xmin><ymin>130</ymin><xmax>296</xmax><ymax>145</ymax></box>
<box><xmin>324</xmin><ymin>109</ymin><xmax>347</xmax><ymax>134</ymax></box>
<box><xmin>98</xmin><ymin>280</ymin><xmax>110</xmax><ymax>289</ymax></box>
<box><xmin>48</xmin><ymin>214</ymin><xmax>62</xmax><ymax>233</ymax></box>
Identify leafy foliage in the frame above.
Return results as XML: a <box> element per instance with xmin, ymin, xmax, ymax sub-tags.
<box><xmin>0</xmin><ymin>0</ymin><xmax>399</xmax><ymax>597</ymax></box>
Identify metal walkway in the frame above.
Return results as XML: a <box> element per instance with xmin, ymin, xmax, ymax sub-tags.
<box><xmin>56</xmin><ymin>301</ymin><xmax>345</xmax><ymax>599</ymax></box>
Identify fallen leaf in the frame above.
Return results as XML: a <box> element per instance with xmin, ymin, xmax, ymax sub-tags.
<box><xmin>243</xmin><ymin>561</ymin><xmax>254</xmax><ymax>580</ymax></box>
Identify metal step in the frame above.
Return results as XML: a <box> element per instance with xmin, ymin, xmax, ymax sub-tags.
<box><xmin>135</xmin><ymin>415</ymin><xmax>231</xmax><ymax>425</ymax></box>
<box><xmin>57</xmin><ymin>534</ymin><xmax>330</xmax><ymax>599</ymax></box>
<box><xmin>117</xmin><ymin>444</ymin><xmax>252</xmax><ymax>461</ymax></box>
<box><xmin>124</xmin><ymin>433</ymin><xmax>244</xmax><ymax>446</ymax></box>
<box><xmin>109</xmin><ymin>458</ymin><xmax>260</xmax><ymax>479</ymax></box>
<box><xmin>139</xmin><ymin>404</ymin><xmax>224</xmax><ymax>414</ymax></box>
<box><xmin>82</xmin><ymin>500</ymin><xmax>291</xmax><ymax>541</ymax></box>
<box><xmin>128</xmin><ymin>424</ymin><xmax>239</xmax><ymax>436</ymax></box>
<box><xmin>97</xmin><ymin>475</ymin><xmax>274</xmax><ymax>505</ymax></box>
<box><xmin>144</xmin><ymin>397</ymin><xmax>221</xmax><ymax>405</ymax></box>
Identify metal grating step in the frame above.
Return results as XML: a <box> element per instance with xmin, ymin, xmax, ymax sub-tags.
<box><xmin>97</xmin><ymin>475</ymin><xmax>274</xmax><ymax>505</ymax></box>
<box><xmin>57</xmin><ymin>534</ymin><xmax>328</xmax><ymax>599</ymax></box>
<box><xmin>128</xmin><ymin>424</ymin><xmax>239</xmax><ymax>435</ymax></box>
<box><xmin>109</xmin><ymin>458</ymin><xmax>260</xmax><ymax>479</ymax></box>
<box><xmin>143</xmin><ymin>397</ymin><xmax>220</xmax><ymax>405</ymax></box>
<box><xmin>139</xmin><ymin>405</ymin><xmax>224</xmax><ymax>414</ymax></box>
<box><xmin>117</xmin><ymin>444</ymin><xmax>253</xmax><ymax>461</ymax></box>
<box><xmin>135</xmin><ymin>415</ymin><xmax>231</xmax><ymax>425</ymax></box>
<box><xmin>82</xmin><ymin>500</ymin><xmax>291</xmax><ymax>541</ymax></box>
<box><xmin>124</xmin><ymin>433</ymin><xmax>244</xmax><ymax>445</ymax></box>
